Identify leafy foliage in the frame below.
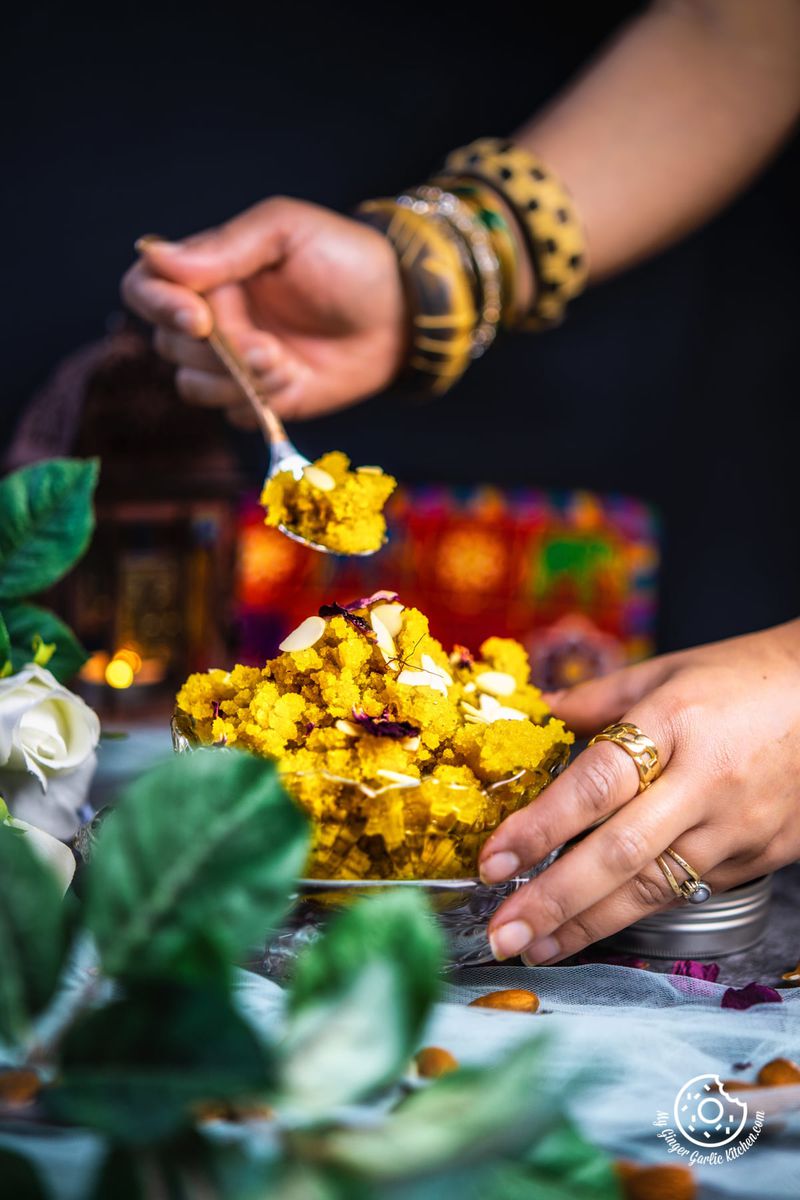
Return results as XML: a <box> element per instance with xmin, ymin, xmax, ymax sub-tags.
<box><xmin>282</xmin><ymin>890</ymin><xmax>442</xmax><ymax>1113</ymax></box>
<box><xmin>0</xmin><ymin>610</ymin><xmax>10</xmax><ymax>674</ymax></box>
<box><xmin>1</xmin><ymin>603</ymin><xmax>88</xmax><ymax>683</ymax></box>
<box><xmin>0</xmin><ymin>747</ymin><xmax>616</xmax><ymax>1199</ymax></box>
<box><xmin>0</xmin><ymin>1147</ymin><xmax>48</xmax><ymax>1200</ymax></box>
<box><xmin>45</xmin><ymin>977</ymin><xmax>275</xmax><ymax>1143</ymax></box>
<box><xmin>86</xmin><ymin>751</ymin><xmax>309</xmax><ymax>980</ymax></box>
<box><xmin>0</xmin><ymin>823</ymin><xmax>73</xmax><ymax>1045</ymax></box>
<box><xmin>0</xmin><ymin>459</ymin><xmax>98</xmax><ymax>601</ymax></box>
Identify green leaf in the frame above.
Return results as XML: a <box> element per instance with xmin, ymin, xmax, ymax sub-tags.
<box><xmin>85</xmin><ymin>750</ymin><xmax>308</xmax><ymax>980</ymax></box>
<box><xmin>3</xmin><ymin>603</ymin><xmax>88</xmax><ymax>682</ymax></box>
<box><xmin>281</xmin><ymin>891</ymin><xmax>442</xmax><ymax>1114</ymax></box>
<box><xmin>522</xmin><ymin>1120</ymin><xmax>622</xmax><ymax>1198</ymax></box>
<box><xmin>309</xmin><ymin>1038</ymin><xmax>559</xmax><ymax>1181</ymax></box>
<box><xmin>45</xmin><ymin>977</ymin><xmax>275</xmax><ymax>1143</ymax></box>
<box><xmin>0</xmin><ymin>822</ymin><xmax>73</xmax><ymax>1045</ymax></box>
<box><xmin>481</xmin><ymin>1121</ymin><xmax>622</xmax><ymax>1200</ymax></box>
<box><xmin>0</xmin><ymin>458</ymin><xmax>98</xmax><ymax>601</ymax></box>
<box><xmin>0</xmin><ymin>610</ymin><xmax>10</xmax><ymax>672</ymax></box>
<box><xmin>0</xmin><ymin>1147</ymin><xmax>48</xmax><ymax>1200</ymax></box>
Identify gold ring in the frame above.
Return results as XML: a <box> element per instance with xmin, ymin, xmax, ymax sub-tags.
<box><xmin>656</xmin><ymin>846</ymin><xmax>713</xmax><ymax>905</ymax></box>
<box><xmin>588</xmin><ymin>722</ymin><xmax>662</xmax><ymax>794</ymax></box>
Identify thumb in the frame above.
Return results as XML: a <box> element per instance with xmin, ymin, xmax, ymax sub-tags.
<box><xmin>135</xmin><ymin>197</ymin><xmax>293</xmax><ymax>293</ymax></box>
<box><xmin>542</xmin><ymin>656</ymin><xmax>671</xmax><ymax>737</ymax></box>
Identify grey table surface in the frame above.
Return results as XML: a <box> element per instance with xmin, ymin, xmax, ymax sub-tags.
<box><xmin>91</xmin><ymin>724</ymin><xmax>800</xmax><ymax>990</ymax></box>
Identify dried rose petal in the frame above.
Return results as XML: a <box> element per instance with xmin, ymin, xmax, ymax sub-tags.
<box><xmin>450</xmin><ymin>644</ymin><xmax>475</xmax><ymax>668</ymax></box>
<box><xmin>343</xmin><ymin>590</ymin><xmax>400</xmax><ymax>610</ymax></box>
<box><xmin>211</xmin><ymin>700</ymin><xmax>221</xmax><ymax>720</ymax></box>
<box><xmin>351</xmin><ymin>707</ymin><xmax>420</xmax><ymax>740</ymax></box>
<box><xmin>721</xmin><ymin>982</ymin><xmax>783</xmax><ymax>1010</ymax></box>
<box><xmin>319</xmin><ymin>603</ymin><xmax>375</xmax><ymax>639</ymax></box>
<box><xmin>672</xmin><ymin>960</ymin><xmax>720</xmax><ymax>982</ymax></box>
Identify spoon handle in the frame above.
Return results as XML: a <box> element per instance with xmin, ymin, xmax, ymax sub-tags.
<box><xmin>207</xmin><ymin>327</ymin><xmax>289</xmax><ymax>449</ymax></box>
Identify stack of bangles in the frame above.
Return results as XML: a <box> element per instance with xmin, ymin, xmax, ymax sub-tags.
<box><xmin>355</xmin><ymin>137</ymin><xmax>588</xmax><ymax>394</ymax></box>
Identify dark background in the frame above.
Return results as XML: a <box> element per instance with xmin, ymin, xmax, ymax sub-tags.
<box><xmin>3</xmin><ymin>1</ymin><xmax>798</xmax><ymax>651</ymax></box>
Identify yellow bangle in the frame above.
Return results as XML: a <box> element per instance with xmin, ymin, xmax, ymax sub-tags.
<box><xmin>356</xmin><ymin>198</ymin><xmax>477</xmax><ymax>394</ymax></box>
<box><xmin>443</xmin><ymin>138</ymin><xmax>588</xmax><ymax>330</ymax></box>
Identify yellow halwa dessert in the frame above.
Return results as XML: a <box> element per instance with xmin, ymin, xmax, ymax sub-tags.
<box><xmin>176</xmin><ymin>594</ymin><xmax>573</xmax><ymax>879</ymax></box>
<box><xmin>260</xmin><ymin>451</ymin><xmax>396</xmax><ymax>555</ymax></box>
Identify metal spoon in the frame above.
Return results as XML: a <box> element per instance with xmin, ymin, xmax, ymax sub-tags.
<box><xmin>207</xmin><ymin>328</ymin><xmax>382</xmax><ymax>556</ymax></box>
<box><xmin>137</xmin><ymin>236</ymin><xmax>374</xmax><ymax>555</ymax></box>
<box><xmin>204</xmin><ymin>325</ymin><xmax>333</xmax><ymax>551</ymax></box>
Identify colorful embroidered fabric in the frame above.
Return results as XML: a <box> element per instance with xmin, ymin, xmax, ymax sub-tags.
<box><xmin>234</xmin><ymin>486</ymin><xmax>659</xmax><ymax>689</ymax></box>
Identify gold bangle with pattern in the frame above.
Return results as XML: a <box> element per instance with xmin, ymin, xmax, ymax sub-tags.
<box><xmin>356</xmin><ymin>198</ymin><xmax>477</xmax><ymax>394</ymax></box>
<box><xmin>431</xmin><ymin>174</ymin><xmax>523</xmax><ymax>327</ymax></box>
<box><xmin>443</xmin><ymin>138</ymin><xmax>588</xmax><ymax>331</ymax></box>
<box><xmin>398</xmin><ymin>185</ymin><xmax>502</xmax><ymax>357</ymax></box>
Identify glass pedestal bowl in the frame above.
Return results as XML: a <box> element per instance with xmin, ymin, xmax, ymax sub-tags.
<box><xmin>171</xmin><ymin>712</ymin><xmax>568</xmax><ymax>972</ymax></box>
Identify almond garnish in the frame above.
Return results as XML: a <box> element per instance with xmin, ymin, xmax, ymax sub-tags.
<box><xmin>371</xmin><ymin>602</ymin><xmax>405</xmax><ymax>638</ymax></box>
<box><xmin>397</xmin><ymin>663</ymin><xmax>449</xmax><ymax>696</ymax></box>
<box><xmin>475</xmin><ymin>671</ymin><xmax>517</xmax><ymax>697</ymax></box>
<box><xmin>461</xmin><ymin>694</ymin><xmax>527</xmax><ymax>724</ymax></box>
<box><xmin>302</xmin><ymin>465</ymin><xmax>336</xmax><ymax>491</ymax></box>
<box><xmin>370</xmin><ymin>610</ymin><xmax>398</xmax><ymax>668</ymax></box>
<box><xmin>279</xmin><ymin>615</ymin><xmax>327</xmax><ymax>653</ymax></box>
<box><xmin>757</xmin><ymin>1057</ymin><xmax>800</xmax><ymax>1086</ymax></box>
<box><xmin>615</xmin><ymin>1162</ymin><xmax>696</xmax><ymax>1200</ymax></box>
<box><xmin>469</xmin><ymin>988</ymin><xmax>540</xmax><ymax>1013</ymax></box>
<box><xmin>415</xmin><ymin>1047</ymin><xmax>459</xmax><ymax>1078</ymax></box>
<box><xmin>335</xmin><ymin>719</ymin><xmax>361</xmax><ymax>736</ymax></box>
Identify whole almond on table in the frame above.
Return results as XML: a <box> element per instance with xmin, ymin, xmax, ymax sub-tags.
<box><xmin>469</xmin><ymin>988</ymin><xmax>540</xmax><ymax>1013</ymax></box>
<box><xmin>415</xmin><ymin>1047</ymin><xmax>459</xmax><ymax>1078</ymax></box>
<box><xmin>0</xmin><ymin>1069</ymin><xmax>42</xmax><ymax>1107</ymax></box>
<box><xmin>757</xmin><ymin>1057</ymin><xmax>800</xmax><ymax>1086</ymax></box>
<box><xmin>615</xmin><ymin>1161</ymin><xmax>696</xmax><ymax>1200</ymax></box>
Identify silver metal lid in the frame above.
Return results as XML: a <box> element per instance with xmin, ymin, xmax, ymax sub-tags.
<box><xmin>604</xmin><ymin>876</ymin><xmax>773</xmax><ymax>959</ymax></box>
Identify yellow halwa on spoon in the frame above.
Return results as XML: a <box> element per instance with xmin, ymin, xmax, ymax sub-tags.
<box><xmin>261</xmin><ymin>451</ymin><xmax>396</xmax><ymax>556</ymax></box>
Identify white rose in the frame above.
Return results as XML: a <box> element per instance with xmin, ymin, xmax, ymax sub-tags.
<box><xmin>0</xmin><ymin>663</ymin><xmax>100</xmax><ymax>840</ymax></box>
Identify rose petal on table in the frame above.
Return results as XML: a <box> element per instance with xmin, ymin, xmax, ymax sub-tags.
<box><xmin>671</xmin><ymin>959</ymin><xmax>720</xmax><ymax>982</ymax></box>
<box><xmin>721</xmin><ymin>982</ymin><xmax>783</xmax><ymax>1010</ymax></box>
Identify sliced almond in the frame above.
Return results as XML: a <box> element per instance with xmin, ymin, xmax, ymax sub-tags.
<box><xmin>356</xmin><ymin>465</ymin><xmax>384</xmax><ymax>475</ymax></box>
<box><xmin>463</xmin><ymin>681</ymin><xmax>476</xmax><ymax>694</ymax></box>
<box><xmin>475</xmin><ymin>671</ymin><xmax>517</xmax><ymax>698</ymax></box>
<box><xmin>397</xmin><ymin>667</ymin><xmax>439</xmax><ymax>691</ymax></box>
<box><xmin>371</xmin><ymin>602</ymin><xmax>405</xmax><ymax>638</ymax></box>
<box><xmin>421</xmin><ymin>653</ymin><xmax>453</xmax><ymax>692</ymax></box>
<box><xmin>279</xmin><ymin>615</ymin><xmax>327</xmax><ymax>653</ymax></box>
<box><xmin>334</xmin><ymin>718</ymin><xmax>361</xmax><ymax>736</ymax></box>
<box><xmin>302</xmin><ymin>465</ymin><xmax>336</xmax><ymax>492</ymax></box>
<box><xmin>460</xmin><ymin>695</ymin><xmax>527</xmax><ymax>724</ymax></box>
<box><xmin>376</xmin><ymin>769</ymin><xmax>420</xmax><ymax>786</ymax></box>
<box><xmin>370</xmin><ymin>610</ymin><xmax>398</xmax><ymax>668</ymax></box>
<box><xmin>402</xmin><ymin>735</ymin><xmax>421</xmax><ymax>752</ymax></box>
<box><xmin>493</xmin><ymin>704</ymin><xmax>527</xmax><ymax>722</ymax></box>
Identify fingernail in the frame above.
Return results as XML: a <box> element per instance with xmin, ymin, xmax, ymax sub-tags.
<box><xmin>521</xmin><ymin>935</ymin><xmax>560</xmax><ymax>965</ymax></box>
<box><xmin>175</xmin><ymin>309</ymin><xmax>200</xmax><ymax>334</ymax></box>
<box><xmin>479</xmin><ymin>851</ymin><xmax>521</xmax><ymax>884</ymax></box>
<box><xmin>135</xmin><ymin>233</ymin><xmax>168</xmax><ymax>253</ymax></box>
<box><xmin>488</xmin><ymin>920</ymin><xmax>533</xmax><ymax>961</ymax></box>
<box><xmin>246</xmin><ymin>347</ymin><xmax>274</xmax><ymax>374</ymax></box>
